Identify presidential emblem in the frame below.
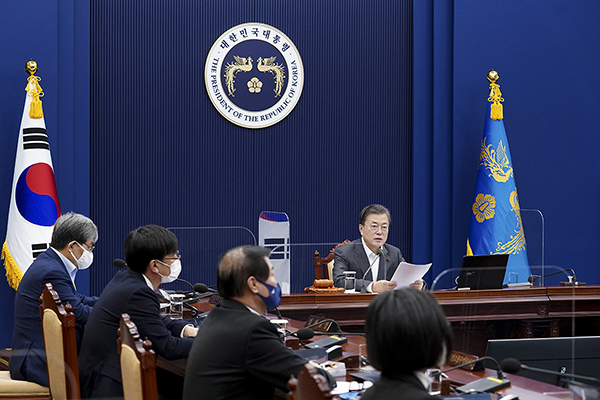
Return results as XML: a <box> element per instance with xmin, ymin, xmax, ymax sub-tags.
<box><xmin>204</xmin><ymin>23</ymin><xmax>304</xmax><ymax>129</ymax></box>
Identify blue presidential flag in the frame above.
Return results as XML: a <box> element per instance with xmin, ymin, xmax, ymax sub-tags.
<box><xmin>467</xmin><ymin>72</ymin><xmax>530</xmax><ymax>284</ymax></box>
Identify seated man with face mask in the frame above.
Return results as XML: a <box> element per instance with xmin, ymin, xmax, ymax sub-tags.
<box><xmin>183</xmin><ymin>245</ymin><xmax>333</xmax><ymax>400</ymax></box>
<box><xmin>78</xmin><ymin>224</ymin><xmax>197</xmax><ymax>399</ymax></box>
<box><xmin>10</xmin><ymin>212</ymin><xmax>99</xmax><ymax>387</ymax></box>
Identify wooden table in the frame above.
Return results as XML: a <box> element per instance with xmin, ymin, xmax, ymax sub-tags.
<box><xmin>156</xmin><ymin>322</ymin><xmax>572</xmax><ymax>400</ymax></box>
<box><xmin>446</xmin><ymin>367</ymin><xmax>578</xmax><ymax>399</ymax></box>
<box><xmin>278</xmin><ymin>286</ymin><xmax>600</xmax><ymax>355</ymax></box>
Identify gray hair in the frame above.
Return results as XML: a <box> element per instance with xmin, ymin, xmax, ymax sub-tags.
<box><xmin>50</xmin><ymin>212</ymin><xmax>98</xmax><ymax>249</ymax></box>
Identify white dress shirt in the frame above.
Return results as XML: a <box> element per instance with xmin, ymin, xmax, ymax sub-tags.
<box><xmin>361</xmin><ymin>238</ymin><xmax>381</xmax><ymax>293</ymax></box>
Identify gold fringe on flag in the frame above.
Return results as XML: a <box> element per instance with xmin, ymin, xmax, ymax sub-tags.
<box><xmin>2</xmin><ymin>242</ymin><xmax>23</xmax><ymax>290</ymax></box>
<box><xmin>487</xmin><ymin>70</ymin><xmax>503</xmax><ymax>120</ymax></box>
<box><xmin>25</xmin><ymin>59</ymin><xmax>44</xmax><ymax>119</ymax></box>
<box><xmin>466</xmin><ymin>238</ymin><xmax>473</xmax><ymax>256</ymax></box>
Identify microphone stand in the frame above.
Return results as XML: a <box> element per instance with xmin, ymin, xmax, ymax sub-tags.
<box><xmin>309</xmin><ymin>331</ymin><xmax>366</xmax><ymax>337</ymax></box>
<box><xmin>441</xmin><ymin>356</ymin><xmax>511</xmax><ymax>394</ymax></box>
<box><xmin>529</xmin><ymin>268</ymin><xmax>585</xmax><ymax>286</ymax></box>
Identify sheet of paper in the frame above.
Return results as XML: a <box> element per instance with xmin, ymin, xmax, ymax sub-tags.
<box><xmin>390</xmin><ymin>261</ymin><xmax>432</xmax><ymax>289</ymax></box>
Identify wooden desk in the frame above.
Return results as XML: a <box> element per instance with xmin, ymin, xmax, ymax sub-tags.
<box><xmin>446</xmin><ymin>368</ymin><xmax>578</xmax><ymax>400</ymax></box>
<box><xmin>3</xmin><ymin>344</ymin><xmax>567</xmax><ymax>399</ymax></box>
<box><xmin>156</xmin><ymin>332</ymin><xmax>570</xmax><ymax>400</ymax></box>
<box><xmin>279</xmin><ymin>292</ymin><xmax>376</xmax><ymax>326</ymax></box>
<box><xmin>278</xmin><ymin>286</ymin><xmax>600</xmax><ymax>355</ymax></box>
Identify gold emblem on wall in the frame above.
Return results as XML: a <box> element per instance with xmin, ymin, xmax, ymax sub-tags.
<box><xmin>205</xmin><ymin>22</ymin><xmax>304</xmax><ymax>129</ymax></box>
<box><xmin>223</xmin><ymin>56</ymin><xmax>286</xmax><ymax>98</ymax></box>
<box><xmin>247</xmin><ymin>77</ymin><xmax>263</xmax><ymax>93</ymax></box>
<box><xmin>257</xmin><ymin>57</ymin><xmax>286</xmax><ymax>97</ymax></box>
<box><xmin>224</xmin><ymin>56</ymin><xmax>253</xmax><ymax>97</ymax></box>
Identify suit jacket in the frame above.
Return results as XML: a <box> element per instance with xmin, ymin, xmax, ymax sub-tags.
<box><xmin>9</xmin><ymin>248</ymin><xmax>98</xmax><ymax>387</ymax></box>
<box><xmin>78</xmin><ymin>267</ymin><xmax>193</xmax><ymax>399</ymax></box>
<box><xmin>182</xmin><ymin>298</ymin><xmax>306</xmax><ymax>400</ymax></box>
<box><xmin>333</xmin><ymin>239</ymin><xmax>405</xmax><ymax>291</ymax></box>
<box><xmin>361</xmin><ymin>374</ymin><xmax>442</xmax><ymax>400</ymax></box>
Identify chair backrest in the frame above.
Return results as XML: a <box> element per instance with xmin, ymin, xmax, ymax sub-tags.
<box><xmin>313</xmin><ymin>240</ymin><xmax>350</xmax><ymax>280</ymax></box>
<box><xmin>38</xmin><ymin>283</ymin><xmax>80</xmax><ymax>400</ymax></box>
<box><xmin>118</xmin><ymin>313</ymin><xmax>158</xmax><ymax>400</ymax></box>
<box><xmin>286</xmin><ymin>363</ymin><xmax>337</xmax><ymax>400</ymax></box>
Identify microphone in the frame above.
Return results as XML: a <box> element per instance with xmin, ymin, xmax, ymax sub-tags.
<box><xmin>113</xmin><ymin>259</ymin><xmax>127</xmax><ymax>268</ymax></box>
<box><xmin>378</xmin><ymin>248</ymin><xmax>387</xmax><ymax>281</ymax></box>
<box><xmin>500</xmin><ymin>358</ymin><xmax>600</xmax><ymax>386</ymax></box>
<box><xmin>193</xmin><ymin>283</ymin><xmax>216</xmax><ymax>294</ymax></box>
<box><xmin>442</xmin><ymin>356</ymin><xmax>505</xmax><ymax>380</ymax></box>
<box><xmin>528</xmin><ymin>268</ymin><xmax>585</xmax><ymax>286</ymax></box>
<box><xmin>175</xmin><ymin>277</ymin><xmax>195</xmax><ymax>292</ymax></box>
<box><xmin>360</xmin><ymin>249</ymin><xmax>384</xmax><ymax>292</ymax></box>
<box><xmin>304</xmin><ymin>329</ymin><xmax>366</xmax><ymax>337</ymax></box>
<box><xmin>285</xmin><ymin>327</ymin><xmax>315</xmax><ymax>341</ymax></box>
<box><xmin>303</xmin><ymin>319</ymin><xmax>341</xmax><ymax>332</ymax></box>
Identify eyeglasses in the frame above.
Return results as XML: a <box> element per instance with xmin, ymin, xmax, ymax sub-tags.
<box><xmin>80</xmin><ymin>242</ymin><xmax>96</xmax><ymax>252</ymax></box>
<box><xmin>365</xmin><ymin>224</ymin><xmax>388</xmax><ymax>233</ymax></box>
<box><xmin>163</xmin><ymin>251</ymin><xmax>181</xmax><ymax>262</ymax></box>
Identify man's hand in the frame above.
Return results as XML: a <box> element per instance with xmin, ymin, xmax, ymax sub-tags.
<box><xmin>409</xmin><ymin>279</ymin><xmax>425</xmax><ymax>290</ymax></box>
<box><xmin>372</xmin><ymin>280</ymin><xmax>397</xmax><ymax>293</ymax></box>
<box><xmin>182</xmin><ymin>325</ymin><xmax>198</xmax><ymax>337</ymax></box>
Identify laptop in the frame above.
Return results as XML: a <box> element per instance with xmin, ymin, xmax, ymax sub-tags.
<box><xmin>456</xmin><ymin>254</ymin><xmax>509</xmax><ymax>290</ymax></box>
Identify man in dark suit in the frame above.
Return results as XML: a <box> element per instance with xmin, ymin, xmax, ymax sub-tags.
<box><xmin>333</xmin><ymin>204</ymin><xmax>424</xmax><ymax>293</ymax></box>
<box><xmin>10</xmin><ymin>212</ymin><xmax>99</xmax><ymax>387</ymax></box>
<box><xmin>183</xmin><ymin>246</ymin><xmax>332</xmax><ymax>400</ymax></box>
<box><xmin>78</xmin><ymin>225</ymin><xmax>197</xmax><ymax>399</ymax></box>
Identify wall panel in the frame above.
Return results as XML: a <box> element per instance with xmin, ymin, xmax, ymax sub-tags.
<box><xmin>90</xmin><ymin>0</ymin><xmax>413</xmax><ymax>294</ymax></box>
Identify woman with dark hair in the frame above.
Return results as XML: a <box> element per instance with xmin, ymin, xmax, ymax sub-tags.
<box><xmin>361</xmin><ymin>288</ymin><xmax>453</xmax><ymax>400</ymax></box>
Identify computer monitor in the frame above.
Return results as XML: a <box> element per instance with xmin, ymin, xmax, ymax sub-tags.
<box><xmin>457</xmin><ymin>254</ymin><xmax>509</xmax><ymax>290</ymax></box>
<box><xmin>485</xmin><ymin>336</ymin><xmax>600</xmax><ymax>386</ymax></box>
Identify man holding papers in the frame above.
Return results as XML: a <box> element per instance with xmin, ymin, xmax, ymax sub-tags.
<box><xmin>333</xmin><ymin>204</ymin><xmax>425</xmax><ymax>293</ymax></box>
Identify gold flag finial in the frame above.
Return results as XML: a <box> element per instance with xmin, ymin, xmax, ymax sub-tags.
<box><xmin>487</xmin><ymin>70</ymin><xmax>503</xmax><ymax>120</ymax></box>
<box><xmin>487</xmin><ymin>69</ymin><xmax>499</xmax><ymax>84</ymax></box>
<box><xmin>25</xmin><ymin>59</ymin><xmax>38</xmax><ymax>75</ymax></box>
<box><xmin>24</xmin><ymin>59</ymin><xmax>44</xmax><ymax>119</ymax></box>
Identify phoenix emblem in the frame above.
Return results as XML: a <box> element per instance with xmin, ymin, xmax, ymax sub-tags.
<box><xmin>257</xmin><ymin>57</ymin><xmax>286</xmax><ymax>97</ymax></box>
<box><xmin>479</xmin><ymin>138</ymin><xmax>513</xmax><ymax>183</ymax></box>
<box><xmin>224</xmin><ymin>56</ymin><xmax>253</xmax><ymax>97</ymax></box>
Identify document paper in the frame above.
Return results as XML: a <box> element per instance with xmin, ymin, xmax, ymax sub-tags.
<box><xmin>390</xmin><ymin>262</ymin><xmax>432</xmax><ymax>289</ymax></box>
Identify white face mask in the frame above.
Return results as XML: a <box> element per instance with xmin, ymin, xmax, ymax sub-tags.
<box><xmin>70</xmin><ymin>242</ymin><xmax>94</xmax><ymax>270</ymax></box>
<box><xmin>156</xmin><ymin>259</ymin><xmax>182</xmax><ymax>284</ymax></box>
